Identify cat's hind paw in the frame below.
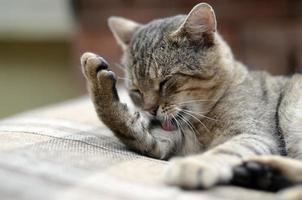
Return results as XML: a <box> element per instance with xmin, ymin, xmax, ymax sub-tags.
<box><xmin>231</xmin><ymin>160</ymin><xmax>294</xmax><ymax>191</ymax></box>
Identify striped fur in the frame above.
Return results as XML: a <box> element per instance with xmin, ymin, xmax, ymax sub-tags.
<box><xmin>81</xmin><ymin>3</ymin><xmax>302</xmax><ymax>193</ymax></box>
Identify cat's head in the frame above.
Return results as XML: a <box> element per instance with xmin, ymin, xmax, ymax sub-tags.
<box><xmin>108</xmin><ymin>3</ymin><xmax>235</xmax><ymax>131</ymax></box>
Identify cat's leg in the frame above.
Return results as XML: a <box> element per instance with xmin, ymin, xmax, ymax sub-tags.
<box><xmin>164</xmin><ymin>134</ymin><xmax>277</xmax><ymax>189</ymax></box>
<box><xmin>81</xmin><ymin>52</ymin><xmax>179</xmax><ymax>159</ymax></box>
<box><xmin>279</xmin><ymin>74</ymin><xmax>302</xmax><ymax>160</ymax></box>
<box><xmin>232</xmin><ymin>156</ymin><xmax>302</xmax><ymax>200</ymax></box>
<box><xmin>232</xmin><ymin>156</ymin><xmax>302</xmax><ymax>191</ymax></box>
<box><xmin>229</xmin><ymin>76</ymin><xmax>302</xmax><ymax>192</ymax></box>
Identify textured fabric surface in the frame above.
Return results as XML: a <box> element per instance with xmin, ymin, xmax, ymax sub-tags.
<box><xmin>0</xmin><ymin>92</ymin><xmax>276</xmax><ymax>200</ymax></box>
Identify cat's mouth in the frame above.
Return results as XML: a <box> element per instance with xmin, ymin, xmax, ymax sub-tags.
<box><xmin>150</xmin><ymin>117</ymin><xmax>178</xmax><ymax>132</ymax></box>
<box><xmin>161</xmin><ymin>119</ymin><xmax>177</xmax><ymax>132</ymax></box>
<box><xmin>160</xmin><ymin>109</ymin><xmax>187</xmax><ymax>132</ymax></box>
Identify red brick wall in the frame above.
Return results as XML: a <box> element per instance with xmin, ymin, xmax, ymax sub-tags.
<box><xmin>72</xmin><ymin>0</ymin><xmax>302</xmax><ymax>88</ymax></box>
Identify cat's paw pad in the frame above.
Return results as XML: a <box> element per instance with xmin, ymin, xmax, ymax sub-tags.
<box><xmin>164</xmin><ymin>157</ymin><xmax>231</xmax><ymax>189</ymax></box>
<box><xmin>232</xmin><ymin>161</ymin><xmax>294</xmax><ymax>191</ymax></box>
<box><xmin>81</xmin><ymin>52</ymin><xmax>109</xmax><ymax>80</ymax></box>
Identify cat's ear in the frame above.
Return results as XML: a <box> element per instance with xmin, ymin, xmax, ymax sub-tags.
<box><xmin>172</xmin><ymin>3</ymin><xmax>217</xmax><ymax>45</ymax></box>
<box><xmin>108</xmin><ymin>17</ymin><xmax>141</xmax><ymax>49</ymax></box>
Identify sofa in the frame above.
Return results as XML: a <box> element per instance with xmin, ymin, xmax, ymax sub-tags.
<box><xmin>0</xmin><ymin>89</ymin><xmax>277</xmax><ymax>200</ymax></box>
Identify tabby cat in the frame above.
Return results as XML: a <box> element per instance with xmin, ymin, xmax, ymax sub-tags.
<box><xmin>81</xmin><ymin>3</ymin><xmax>302</xmax><ymax>198</ymax></box>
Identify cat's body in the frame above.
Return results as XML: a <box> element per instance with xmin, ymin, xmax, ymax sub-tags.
<box><xmin>81</xmin><ymin>3</ymin><xmax>302</xmax><ymax>198</ymax></box>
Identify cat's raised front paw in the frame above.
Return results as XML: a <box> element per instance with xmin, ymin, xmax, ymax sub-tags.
<box><xmin>81</xmin><ymin>52</ymin><xmax>110</xmax><ymax>80</ymax></box>
<box><xmin>164</xmin><ymin>157</ymin><xmax>232</xmax><ymax>189</ymax></box>
<box><xmin>81</xmin><ymin>52</ymin><xmax>118</xmax><ymax>101</ymax></box>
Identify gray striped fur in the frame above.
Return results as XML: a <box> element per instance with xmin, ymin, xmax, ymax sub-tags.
<box><xmin>81</xmin><ymin>3</ymin><xmax>302</xmax><ymax>194</ymax></box>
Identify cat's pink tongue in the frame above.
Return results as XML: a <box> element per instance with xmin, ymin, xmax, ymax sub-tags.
<box><xmin>161</xmin><ymin>120</ymin><xmax>176</xmax><ymax>132</ymax></box>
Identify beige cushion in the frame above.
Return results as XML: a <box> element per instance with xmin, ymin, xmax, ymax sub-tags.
<box><xmin>0</xmin><ymin>92</ymin><xmax>276</xmax><ymax>200</ymax></box>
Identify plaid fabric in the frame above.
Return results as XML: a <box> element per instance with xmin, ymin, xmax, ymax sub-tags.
<box><xmin>0</xmin><ymin>91</ymin><xmax>276</xmax><ymax>200</ymax></box>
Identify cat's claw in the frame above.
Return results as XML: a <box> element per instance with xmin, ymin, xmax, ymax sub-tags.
<box><xmin>97</xmin><ymin>70</ymin><xmax>117</xmax><ymax>88</ymax></box>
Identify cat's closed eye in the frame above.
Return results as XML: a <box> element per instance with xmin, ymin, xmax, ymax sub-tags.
<box><xmin>129</xmin><ymin>89</ymin><xmax>143</xmax><ymax>106</ymax></box>
<box><xmin>159</xmin><ymin>79</ymin><xmax>169</xmax><ymax>91</ymax></box>
<box><xmin>159</xmin><ymin>76</ymin><xmax>173</xmax><ymax>91</ymax></box>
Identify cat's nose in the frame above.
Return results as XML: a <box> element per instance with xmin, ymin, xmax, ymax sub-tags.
<box><xmin>144</xmin><ymin>105</ymin><xmax>159</xmax><ymax>116</ymax></box>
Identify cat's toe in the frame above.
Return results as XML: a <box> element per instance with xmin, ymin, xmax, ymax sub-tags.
<box><xmin>97</xmin><ymin>70</ymin><xmax>117</xmax><ymax>86</ymax></box>
<box><xmin>81</xmin><ymin>52</ymin><xmax>109</xmax><ymax>80</ymax></box>
<box><xmin>164</xmin><ymin>158</ymin><xmax>231</xmax><ymax>189</ymax></box>
<box><xmin>231</xmin><ymin>161</ymin><xmax>294</xmax><ymax>191</ymax></box>
<box><xmin>96</xmin><ymin>70</ymin><xmax>119</xmax><ymax>101</ymax></box>
<box><xmin>164</xmin><ymin>158</ymin><xmax>202</xmax><ymax>189</ymax></box>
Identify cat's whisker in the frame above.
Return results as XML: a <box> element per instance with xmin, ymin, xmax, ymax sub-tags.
<box><xmin>117</xmin><ymin>76</ymin><xmax>131</xmax><ymax>82</ymax></box>
<box><xmin>171</xmin><ymin>103</ymin><xmax>211</xmax><ymax>114</ymax></box>
<box><xmin>114</xmin><ymin>63</ymin><xmax>126</xmax><ymax>72</ymax></box>
<box><xmin>183</xmin><ymin>111</ymin><xmax>210</xmax><ymax>134</ymax></box>
<box><xmin>180</xmin><ymin>108</ymin><xmax>219</xmax><ymax>122</ymax></box>
<box><xmin>171</xmin><ymin>112</ymin><xmax>181</xmax><ymax>131</ymax></box>
<box><xmin>173</xmin><ymin>105</ymin><xmax>216</xmax><ymax>121</ymax></box>
<box><xmin>176</xmin><ymin>111</ymin><xmax>199</xmax><ymax>136</ymax></box>
<box><xmin>171</xmin><ymin>113</ymin><xmax>185</xmax><ymax>141</ymax></box>
<box><xmin>176</xmin><ymin>114</ymin><xmax>193</xmax><ymax>133</ymax></box>
<box><xmin>164</xmin><ymin>115</ymin><xmax>168</xmax><ymax>124</ymax></box>
<box><xmin>168</xmin><ymin>115</ymin><xmax>177</xmax><ymax>132</ymax></box>
<box><xmin>176</xmin><ymin>99</ymin><xmax>218</xmax><ymax>105</ymax></box>
<box><xmin>181</xmin><ymin>115</ymin><xmax>199</xmax><ymax>136</ymax></box>
<box><xmin>176</xmin><ymin>107</ymin><xmax>210</xmax><ymax>133</ymax></box>
<box><xmin>171</xmin><ymin>113</ymin><xmax>180</xmax><ymax>129</ymax></box>
<box><xmin>172</xmin><ymin>112</ymin><xmax>200</xmax><ymax>148</ymax></box>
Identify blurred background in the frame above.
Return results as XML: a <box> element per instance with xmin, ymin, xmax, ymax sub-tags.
<box><xmin>0</xmin><ymin>0</ymin><xmax>302</xmax><ymax>118</ymax></box>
